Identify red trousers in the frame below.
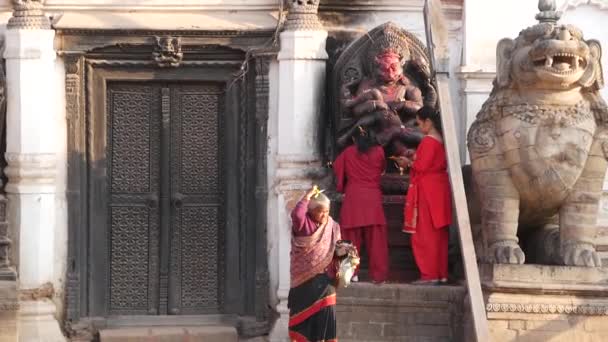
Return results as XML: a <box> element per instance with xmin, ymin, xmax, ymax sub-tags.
<box><xmin>341</xmin><ymin>225</ymin><xmax>389</xmax><ymax>282</ymax></box>
<box><xmin>410</xmin><ymin>197</ymin><xmax>449</xmax><ymax>280</ymax></box>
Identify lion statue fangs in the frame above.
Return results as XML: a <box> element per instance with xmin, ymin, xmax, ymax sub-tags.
<box><xmin>467</xmin><ymin>16</ymin><xmax>608</xmax><ymax>267</ymax></box>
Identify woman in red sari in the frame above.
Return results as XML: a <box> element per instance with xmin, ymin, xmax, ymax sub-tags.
<box><xmin>289</xmin><ymin>187</ymin><xmax>341</xmax><ymax>342</ymax></box>
<box><xmin>333</xmin><ymin>127</ymin><xmax>389</xmax><ymax>283</ymax></box>
<box><xmin>394</xmin><ymin>107</ymin><xmax>452</xmax><ymax>285</ymax></box>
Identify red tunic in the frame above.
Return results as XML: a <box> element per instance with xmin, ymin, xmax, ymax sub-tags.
<box><xmin>403</xmin><ymin>136</ymin><xmax>452</xmax><ymax>281</ymax></box>
<box><xmin>404</xmin><ymin>136</ymin><xmax>452</xmax><ymax>232</ymax></box>
<box><xmin>334</xmin><ymin>145</ymin><xmax>387</xmax><ymax>229</ymax></box>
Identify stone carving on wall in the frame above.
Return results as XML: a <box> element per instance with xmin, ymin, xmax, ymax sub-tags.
<box><xmin>152</xmin><ymin>36</ymin><xmax>183</xmax><ymax>68</ymax></box>
<box><xmin>7</xmin><ymin>0</ymin><xmax>51</xmax><ymax>30</ymax></box>
<box><xmin>0</xmin><ymin>59</ymin><xmax>12</xmax><ymax>280</ymax></box>
<box><xmin>467</xmin><ymin>0</ymin><xmax>608</xmax><ymax>266</ymax></box>
<box><xmin>284</xmin><ymin>0</ymin><xmax>322</xmax><ymax>31</ymax></box>
<box><xmin>331</xmin><ymin>22</ymin><xmax>437</xmax><ymax>192</ymax></box>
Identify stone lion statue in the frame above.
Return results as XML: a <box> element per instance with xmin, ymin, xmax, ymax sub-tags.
<box><xmin>467</xmin><ymin>9</ymin><xmax>608</xmax><ymax>267</ymax></box>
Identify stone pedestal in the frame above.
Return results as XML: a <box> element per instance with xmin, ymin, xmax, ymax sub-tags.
<box><xmin>4</xmin><ymin>10</ymin><xmax>66</xmax><ymax>342</ymax></box>
<box><xmin>468</xmin><ymin>264</ymin><xmax>608</xmax><ymax>342</ymax></box>
<box><xmin>0</xmin><ymin>280</ymin><xmax>18</xmax><ymax>342</ymax></box>
<box><xmin>19</xmin><ymin>300</ymin><xmax>65</xmax><ymax>342</ymax></box>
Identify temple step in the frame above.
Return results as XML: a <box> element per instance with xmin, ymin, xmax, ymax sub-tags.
<box><xmin>336</xmin><ymin>282</ymin><xmax>466</xmax><ymax>342</ymax></box>
<box><xmin>100</xmin><ymin>325</ymin><xmax>238</xmax><ymax>342</ymax></box>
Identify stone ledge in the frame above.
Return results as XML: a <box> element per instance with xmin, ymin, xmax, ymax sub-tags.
<box><xmin>480</xmin><ymin>263</ymin><xmax>608</xmax><ymax>294</ymax></box>
<box><xmin>338</xmin><ymin>282</ymin><xmax>466</xmax><ymax>304</ymax></box>
<box><xmin>100</xmin><ymin>326</ymin><xmax>238</xmax><ymax>342</ymax></box>
<box><xmin>0</xmin><ymin>280</ymin><xmax>18</xmax><ymax>341</ymax></box>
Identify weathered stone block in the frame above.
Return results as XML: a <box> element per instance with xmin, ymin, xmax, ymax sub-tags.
<box><xmin>525</xmin><ymin>319</ymin><xmax>572</xmax><ymax>332</ymax></box>
<box><xmin>584</xmin><ymin>317</ymin><xmax>608</xmax><ymax>332</ymax></box>
<box><xmin>476</xmin><ymin>264</ymin><xmax>608</xmax><ymax>342</ymax></box>
<box><xmin>383</xmin><ymin>324</ymin><xmax>451</xmax><ymax>338</ymax></box>
<box><xmin>100</xmin><ymin>326</ymin><xmax>238</xmax><ymax>342</ymax></box>
<box><xmin>0</xmin><ymin>280</ymin><xmax>18</xmax><ymax>342</ymax></box>
<box><xmin>350</xmin><ymin>322</ymin><xmax>383</xmax><ymax>339</ymax></box>
<box><xmin>508</xmin><ymin>320</ymin><xmax>526</xmax><ymax>330</ymax></box>
<box><xmin>337</xmin><ymin>283</ymin><xmax>465</xmax><ymax>341</ymax></box>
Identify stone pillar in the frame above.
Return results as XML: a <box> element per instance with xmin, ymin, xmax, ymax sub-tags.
<box><xmin>268</xmin><ymin>1</ymin><xmax>328</xmax><ymax>341</ymax></box>
<box><xmin>456</xmin><ymin>69</ymin><xmax>494</xmax><ymax>164</ymax></box>
<box><xmin>4</xmin><ymin>1</ymin><xmax>65</xmax><ymax>341</ymax></box>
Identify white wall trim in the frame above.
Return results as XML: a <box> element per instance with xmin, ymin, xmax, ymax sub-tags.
<box><xmin>561</xmin><ymin>0</ymin><xmax>608</xmax><ymax>11</ymax></box>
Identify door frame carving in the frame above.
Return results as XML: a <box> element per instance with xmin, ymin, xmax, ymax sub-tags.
<box><xmin>60</xmin><ymin>30</ymin><xmax>274</xmax><ymax>338</ymax></box>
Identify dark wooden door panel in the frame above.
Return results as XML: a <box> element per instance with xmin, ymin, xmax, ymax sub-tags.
<box><xmin>93</xmin><ymin>81</ymin><xmax>227</xmax><ymax>316</ymax></box>
<box><xmin>168</xmin><ymin>84</ymin><xmax>225</xmax><ymax>315</ymax></box>
<box><xmin>105</xmin><ymin>83</ymin><xmax>162</xmax><ymax>315</ymax></box>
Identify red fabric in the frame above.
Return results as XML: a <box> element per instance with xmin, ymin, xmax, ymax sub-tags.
<box><xmin>288</xmin><ymin>330</ymin><xmax>309</xmax><ymax>342</ymax></box>
<box><xmin>288</xmin><ymin>293</ymin><xmax>337</xmax><ymax>327</ymax></box>
<box><xmin>411</xmin><ymin>195</ymin><xmax>449</xmax><ymax>280</ymax></box>
<box><xmin>404</xmin><ymin>136</ymin><xmax>452</xmax><ymax>233</ymax></box>
<box><xmin>334</xmin><ymin>145</ymin><xmax>387</xmax><ymax>229</ymax></box>
<box><xmin>341</xmin><ymin>225</ymin><xmax>389</xmax><ymax>282</ymax></box>
<box><xmin>403</xmin><ymin>136</ymin><xmax>451</xmax><ymax>281</ymax></box>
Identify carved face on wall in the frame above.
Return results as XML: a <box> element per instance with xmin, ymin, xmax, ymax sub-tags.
<box><xmin>374</xmin><ymin>50</ymin><xmax>403</xmax><ymax>84</ymax></box>
<box><xmin>496</xmin><ymin>23</ymin><xmax>603</xmax><ymax>91</ymax></box>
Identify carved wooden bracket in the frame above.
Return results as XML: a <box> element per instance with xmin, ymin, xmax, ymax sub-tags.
<box><xmin>152</xmin><ymin>36</ymin><xmax>183</xmax><ymax>68</ymax></box>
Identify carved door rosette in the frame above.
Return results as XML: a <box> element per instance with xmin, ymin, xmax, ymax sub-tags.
<box><xmin>152</xmin><ymin>36</ymin><xmax>183</xmax><ymax>68</ymax></box>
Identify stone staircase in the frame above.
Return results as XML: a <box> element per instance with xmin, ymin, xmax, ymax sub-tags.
<box><xmin>100</xmin><ymin>325</ymin><xmax>239</xmax><ymax>342</ymax></box>
<box><xmin>336</xmin><ymin>282</ymin><xmax>466</xmax><ymax>342</ymax></box>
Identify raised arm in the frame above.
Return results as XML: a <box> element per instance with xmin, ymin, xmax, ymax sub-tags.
<box><xmin>290</xmin><ymin>198</ymin><xmax>310</xmax><ymax>233</ymax></box>
<box><xmin>291</xmin><ymin>187</ymin><xmax>317</xmax><ymax>233</ymax></box>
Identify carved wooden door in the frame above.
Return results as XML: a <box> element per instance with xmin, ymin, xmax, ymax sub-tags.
<box><xmin>166</xmin><ymin>84</ymin><xmax>224</xmax><ymax>315</ymax></box>
<box><xmin>91</xmin><ymin>81</ymin><xmax>225</xmax><ymax>316</ymax></box>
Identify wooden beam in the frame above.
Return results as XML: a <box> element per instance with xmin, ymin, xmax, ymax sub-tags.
<box><xmin>423</xmin><ymin>1</ymin><xmax>490</xmax><ymax>341</ymax></box>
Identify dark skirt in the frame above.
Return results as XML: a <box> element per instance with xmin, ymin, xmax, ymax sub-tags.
<box><xmin>288</xmin><ymin>273</ymin><xmax>337</xmax><ymax>342</ymax></box>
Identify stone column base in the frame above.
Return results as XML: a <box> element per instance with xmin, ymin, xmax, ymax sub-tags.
<box><xmin>268</xmin><ymin>299</ymin><xmax>289</xmax><ymax>342</ymax></box>
<box><xmin>466</xmin><ymin>263</ymin><xmax>608</xmax><ymax>341</ymax></box>
<box><xmin>0</xmin><ymin>280</ymin><xmax>18</xmax><ymax>342</ymax></box>
<box><xmin>19</xmin><ymin>299</ymin><xmax>66</xmax><ymax>342</ymax></box>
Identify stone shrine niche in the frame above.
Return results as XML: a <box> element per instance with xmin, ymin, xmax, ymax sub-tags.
<box><xmin>329</xmin><ymin>22</ymin><xmax>437</xmax><ymax>194</ymax></box>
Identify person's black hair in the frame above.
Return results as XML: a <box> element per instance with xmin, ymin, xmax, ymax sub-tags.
<box><xmin>353</xmin><ymin>126</ymin><xmax>374</xmax><ymax>153</ymax></box>
<box><xmin>416</xmin><ymin>106</ymin><xmax>443</xmax><ymax>134</ymax></box>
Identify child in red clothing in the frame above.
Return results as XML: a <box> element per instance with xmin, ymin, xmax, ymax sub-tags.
<box><xmin>394</xmin><ymin>107</ymin><xmax>452</xmax><ymax>285</ymax></box>
<box><xmin>333</xmin><ymin>127</ymin><xmax>389</xmax><ymax>284</ymax></box>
